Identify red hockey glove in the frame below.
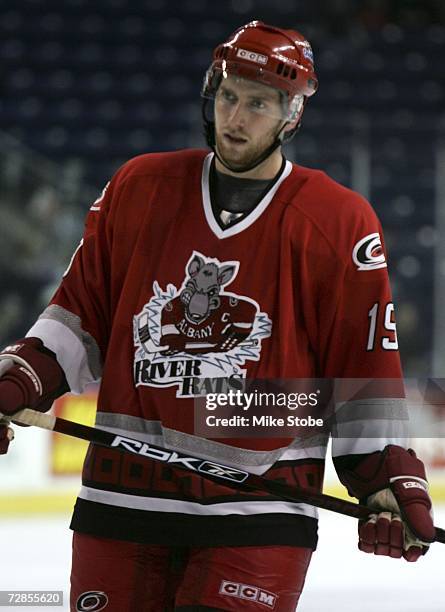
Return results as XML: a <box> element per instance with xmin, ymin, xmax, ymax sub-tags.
<box><xmin>0</xmin><ymin>338</ymin><xmax>68</xmax><ymax>418</ymax></box>
<box><xmin>337</xmin><ymin>445</ymin><xmax>435</xmax><ymax>561</ymax></box>
<box><xmin>0</xmin><ymin>423</ymin><xmax>14</xmax><ymax>454</ymax></box>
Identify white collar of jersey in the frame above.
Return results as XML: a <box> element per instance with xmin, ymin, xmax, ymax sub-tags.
<box><xmin>201</xmin><ymin>152</ymin><xmax>293</xmax><ymax>239</ymax></box>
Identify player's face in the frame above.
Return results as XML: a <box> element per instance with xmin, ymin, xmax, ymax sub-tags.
<box><xmin>214</xmin><ymin>75</ymin><xmax>285</xmax><ymax>173</ymax></box>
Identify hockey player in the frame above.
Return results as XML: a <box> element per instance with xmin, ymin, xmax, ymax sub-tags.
<box><xmin>0</xmin><ymin>20</ymin><xmax>435</xmax><ymax>612</ymax></box>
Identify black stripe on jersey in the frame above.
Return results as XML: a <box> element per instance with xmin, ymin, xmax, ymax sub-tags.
<box><xmin>70</xmin><ymin>498</ymin><xmax>318</xmax><ymax>549</ymax></box>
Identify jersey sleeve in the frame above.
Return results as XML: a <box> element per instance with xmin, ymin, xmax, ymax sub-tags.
<box><xmin>316</xmin><ymin>195</ymin><xmax>408</xmax><ymax>458</ymax></box>
<box><xmin>26</xmin><ymin>176</ymin><xmax>118</xmax><ymax>394</ymax></box>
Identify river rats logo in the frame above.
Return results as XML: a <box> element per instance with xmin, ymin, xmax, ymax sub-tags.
<box><xmin>133</xmin><ymin>252</ymin><xmax>271</xmax><ymax>397</ymax></box>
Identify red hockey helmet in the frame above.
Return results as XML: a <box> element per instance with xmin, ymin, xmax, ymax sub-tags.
<box><xmin>202</xmin><ymin>20</ymin><xmax>318</xmax><ymax>124</ymax></box>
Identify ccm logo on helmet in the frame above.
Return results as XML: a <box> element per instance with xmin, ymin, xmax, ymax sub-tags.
<box><xmin>236</xmin><ymin>48</ymin><xmax>268</xmax><ymax>65</ymax></box>
<box><xmin>219</xmin><ymin>580</ymin><xmax>277</xmax><ymax>608</ymax></box>
<box><xmin>352</xmin><ymin>232</ymin><xmax>387</xmax><ymax>271</ymax></box>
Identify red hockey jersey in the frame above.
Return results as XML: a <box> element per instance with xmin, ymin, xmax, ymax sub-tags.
<box><xmin>27</xmin><ymin>149</ymin><xmax>406</xmax><ymax>548</ymax></box>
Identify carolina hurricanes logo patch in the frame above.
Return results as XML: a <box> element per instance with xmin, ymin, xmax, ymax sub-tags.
<box><xmin>352</xmin><ymin>232</ymin><xmax>387</xmax><ymax>271</ymax></box>
<box><xmin>133</xmin><ymin>251</ymin><xmax>272</xmax><ymax>397</ymax></box>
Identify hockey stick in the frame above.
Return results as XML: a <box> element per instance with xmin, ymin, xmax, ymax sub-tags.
<box><xmin>6</xmin><ymin>407</ymin><xmax>445</xmax><ymax>544</ymax></box>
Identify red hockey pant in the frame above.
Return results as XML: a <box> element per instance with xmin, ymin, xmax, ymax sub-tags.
<box><xmin>70</xmin><ymin>532</ymin><xmax>312</xmax><ymax>611</ymax></box>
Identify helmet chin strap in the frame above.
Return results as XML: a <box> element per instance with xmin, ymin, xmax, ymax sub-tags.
<box><xmin>214</xmin><ymin>130</ymin><xmax>284</xmax><ymax>174</ymax></box>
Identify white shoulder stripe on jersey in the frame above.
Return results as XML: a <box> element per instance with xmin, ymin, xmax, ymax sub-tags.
<box><xmin>26</xmin><ymin>317</ymin><xmax>97</xmax><ymax>394</ymax></box>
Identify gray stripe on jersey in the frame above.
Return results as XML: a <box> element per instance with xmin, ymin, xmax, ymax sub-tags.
<box><xmin>331</xmin><ymin>398</ymin><xmax>409</xmax><ymax>456</ymax></box>
<box><xmin>37</xmin><ymin>304</ymin><xmax>102</xmax><ymax>380</ymax></box>
<box><xmin>331</xmin><ymin>398</ymin><xmax>409</xmax><ymax>449</ymax></box>
<box><xmin>163</xmin><ymin>428</ymin><xmax>328</xmax><ymax>471</ymax></box>
<box><xmin>334</xmin><ymin>398</ymin><xmax>408</xmax><ymax>424</ymax></box>
<box><xmin>94</xmin><ymin>411</ymin><xmax>328</xmax><ymax>474</ymax></box>
<box><xmin>95</xmin><ymin>412</ymin><xmax>163</xmax><ymax>435</ymax></box>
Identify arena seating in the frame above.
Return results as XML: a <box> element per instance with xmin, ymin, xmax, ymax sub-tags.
<box><xmin>0</xmin><ymin>1</ymin><xmax>444</xmax><ymax>373</ymax></box>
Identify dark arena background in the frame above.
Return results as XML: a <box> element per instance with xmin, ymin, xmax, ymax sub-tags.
<box><xmin>0</xmin><ymin>2</ymin><xmax>445</xmax><ymax>610</ymax></box>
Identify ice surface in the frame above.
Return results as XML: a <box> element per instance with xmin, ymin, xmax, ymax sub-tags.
<box><xmin>300</xmin><ymin>506</ymin><xmax>445</xmax><ymax>612</ymax></box>
<box><xmin>1</xmin><ymin>507</ymin><xmax>444</xmax><ymax>611</ymax></box>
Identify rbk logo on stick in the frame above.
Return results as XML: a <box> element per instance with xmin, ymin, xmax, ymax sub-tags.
<box><xmin>110</xmin><ymin>435</ymin><xmax>249</xmax><ymax>483</ymax></box>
